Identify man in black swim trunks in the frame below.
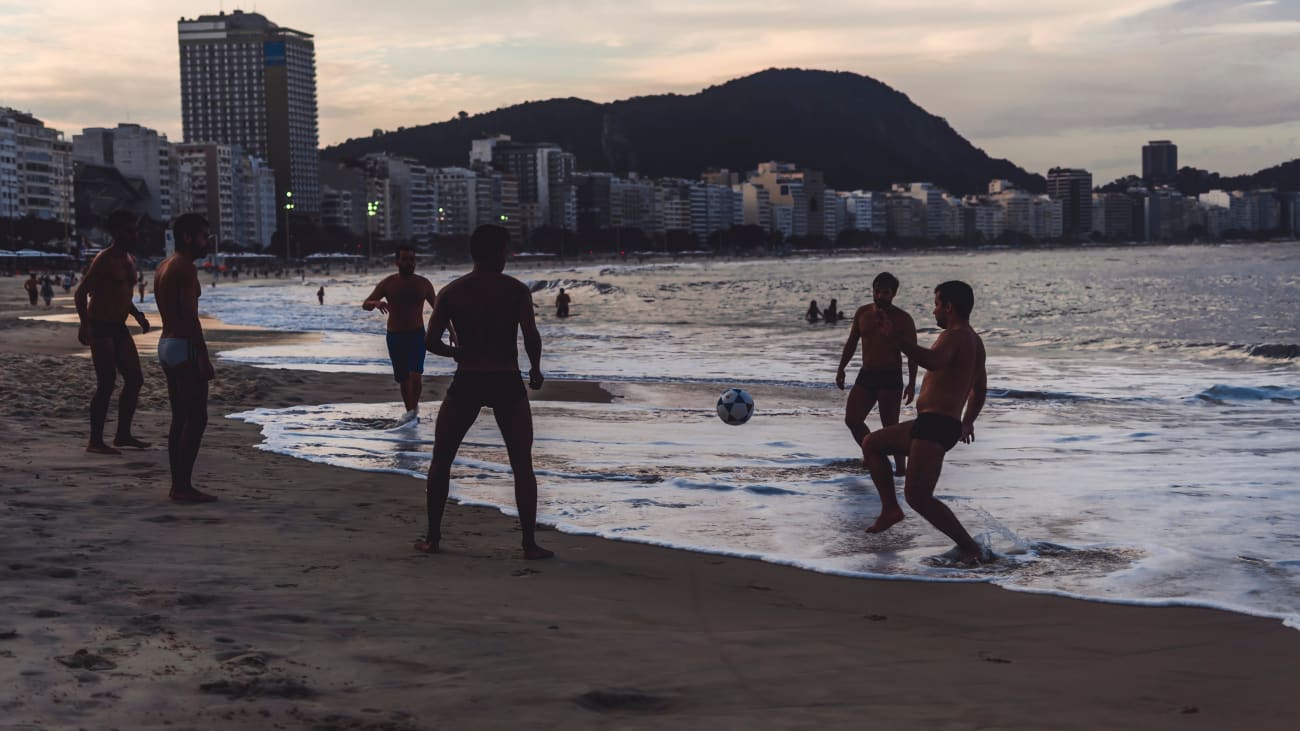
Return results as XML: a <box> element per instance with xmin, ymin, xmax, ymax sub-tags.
<box><xmin>362</xmin><ymin>243</ymin><xmax>439</xmax><ymax>421</ymax></box>
<box><xmin>418</xmin><ymin>224</ymin><xmax>553</xmax><ymax>560</ymax></box>
<box><xmin>861</xmin><ymin>280</ymin><xmax>988</xmax><ymax>565</ymax></box>
<box><xmin>75</xmin><ymin>210</ymin><xmax>152</xmax><ymax>455</ymax></box>
<box><xmin>836</xmin><ymin>272</ymin><xmax>917</xmax><ymax>475</ymax></box>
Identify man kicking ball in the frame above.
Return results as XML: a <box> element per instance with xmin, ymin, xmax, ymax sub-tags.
<box><xmin>362</xmin><ymin>244</ymin><xmax>439</xmax><ymax>422</ymax></box>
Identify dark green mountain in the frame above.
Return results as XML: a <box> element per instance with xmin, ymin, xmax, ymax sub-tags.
<box><xmin>324</xmin><ymin>68</ymin><xmax>1044</xmax><ymax>195</ymax></box>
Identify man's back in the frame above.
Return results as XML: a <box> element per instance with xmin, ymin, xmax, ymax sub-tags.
<box><xmin>437</xmin><ymin>271</ymin><xmax>530</xmax><ymax>373</ymax></box>
<box><xmin>915</xmin><ymin>326</ymin><xmax>984</xmax><ymax>419</ymax></box>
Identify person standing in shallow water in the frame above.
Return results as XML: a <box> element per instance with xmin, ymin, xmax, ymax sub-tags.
<box><xmin>861</xmin><ymin>280</ymin><xmax>989</xmax><ymax>565</ymax></box>
<box><xmin>316</xmin><ymin>285</ymin><xmax>324</xmax><ymax>305</ymax></box>
<box><xmin>154</xmin><ymin>213</ymin><xmax>217</xmax><ymax>503</ymax></box>
<box><xmin>417</xmin><ymin>224</ymin><xmax>553</xmax><ymax>560</ymax></box>
<box><xmin>555</xmin><ymin>287</ymin><xmax>571</xmax><ymax>318</ymax></box>
<box><xmin>362</xmin><ymin>244</ymin><xmax>439</xmax><ymax>422</ymax></box>
<box><xmin>75</xmin><ymin>210</ymin><xmax>152</xmax><ymax>455</ymax></box>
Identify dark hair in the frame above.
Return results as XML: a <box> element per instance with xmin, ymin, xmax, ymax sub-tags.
<box><xmin>935</xmin><ymin>281</ymin><xmax>975</xmax><ymax>319</ymax></box>
<box><xmin>469</xmin><ymin>224</ymin><xmax>510</xmax><ymax>263</ymax></box>
<box><xmin>172</xmin><ymin>213</ymin><xmax>208</xmax><ymax>252</ymax></box>
<box><xmin>873</xmin><ymin>272</ymin><xmax>899</xmax><ymax>292</ymax></box>
<box><xmin>394</xmin><ymin>243</ymin><xmax>416</xmax><ymax>257</ymax></box>
<box><xmin>107</xmin><ymin>210</ymin><xmax>138</xmax><ymax>233</ymax></box>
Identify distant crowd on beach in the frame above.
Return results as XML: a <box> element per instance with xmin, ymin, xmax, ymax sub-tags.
<box><xmin>70</xmin><ymin>208</ymin><xmax>991</xmax><ymax>566</ymax></box>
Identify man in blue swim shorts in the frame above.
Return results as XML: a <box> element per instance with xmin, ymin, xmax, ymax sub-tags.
<box><xmin>363</xmin><ymin>243</ymin><xmax>439</xmax><ymax>422</ymax></box>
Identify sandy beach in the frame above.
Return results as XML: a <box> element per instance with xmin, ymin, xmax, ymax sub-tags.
<box><xmin>1</xmin><ymin>283</ymin><xmax>1298</xmax><ymax>730</ymax></box>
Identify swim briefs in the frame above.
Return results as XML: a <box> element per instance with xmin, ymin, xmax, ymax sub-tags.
<box><xmin>854</xmin><ymin>367</ymin><xmax>904</xmax><ymax>391</ymax></box>
<box><xmin>90</xmin><ymin>319</ymin><xmax>130</xmax><ymax>346</ymax></box>
<box><xmin>911</xmin><ymin>412</ymin><xmax>963</xmax><ymax>452</ymax></box>
<box><xmin>157</xmin><ymin>337</ymin><xmax>194</xmax><ymax>369</ymax></box>
<box><xmin>386</xmin><ymin>327</ymin><xmax>427</xmax><ymax>383</ymax></box>
<box><xmin>447</xmin><ymin>370</ymin><xmax>527</xmax><ymax>411</ymax></box>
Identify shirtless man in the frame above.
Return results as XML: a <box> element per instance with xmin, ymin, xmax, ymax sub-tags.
<box><xmin>836</xmin><ymin>272</ymin><xmax>917</xmax><ymax>475</ymax></box>
<box><xmin>417</xmin><ymin>224</ymin><xmax>552</xmax><ymax>560</ymax></box>
<box><xmin>24</xmin><ymin>273</ymin><xmax>38</xmax><ymax>306</ymax></box>
<box><xmin>362</xmin><ymin>244</ymin><xmax>438</xmax><ymax>421</ymax></box>
<box><xmin>75</xmin><ymin>210</ymin><xmax>151</xmax><ymax>454</ymax></box>
<box><xmin>861</xmin><ymin>280</ymin><xmax>988</xmax><ymax>565</ymax></box>
<box><xmin>154</xmin><ymin>214</ymin><xmax>217</xmax><ymax>503</ymax></box>
<box><xmin>554</xmin><ymin>288</ymin><xmax>570</xmax><ymax>318</ymax></box>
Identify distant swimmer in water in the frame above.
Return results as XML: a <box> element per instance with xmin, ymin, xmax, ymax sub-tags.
<box><xmin>836</xmin><ymin>272</ymin><xmax>917</xmax><ymax>476</ymax></box>
<box><xmin>862</xmin><ymin>280</ymin><xmax>988</xmax><ymax>565</ymax></box>
<box><xmin>555</xmin><ymin>287</ymin><xmax>571</xmax><ymax>318</ymax></box>
<box><xmin>417</xmin><ymin>224</ymin><xmax>552</xmax><ymax>560</ymax></box>
<box><xmin>822</xmin><ymin>298</ymin><xmax>844</xmax><ymax>324</ymax></box>
<box><xmin>316</xmin><ymin>285</ymin><xmax>324</xmax><ymax>305</ymax></box>
<box><xmin>362</xmin><ymin>243</ymin><xmax>439</xmax><ymax>422</ymax></box>
<box><xmin>805</xmin><ymin>299</ymin><xmax>821</xmax><ymax>323</ymax></box>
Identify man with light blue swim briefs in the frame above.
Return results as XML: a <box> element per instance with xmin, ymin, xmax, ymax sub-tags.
<box><xmin>362</xmin><ymin>243</ymin><xmax>439</xmax><ymax>422</ymax></box>
<box><xmin>153</xmin><ymin>213</ymin><xmax>217</xmax><ymax>503</ymax></box>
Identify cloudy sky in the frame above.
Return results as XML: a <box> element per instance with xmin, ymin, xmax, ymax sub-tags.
<box><xmin>1</xmin><ymin>0</ymin><xmax>1297</xmax><ymax>183</ymax></box>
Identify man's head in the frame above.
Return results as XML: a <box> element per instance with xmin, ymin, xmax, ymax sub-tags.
<box><xmin>933</xmin><ymin>280</ymin><xmax>974</xmax><ymax>329</ymax></box>
<box><xmin>872</xmin><ymin>271</ymin><xmax>899</xmax><ymax>307</ymax></box>
<box><xmin>394</xmin><ymin>243</ymin><xmax>416</xmax><ymax>276</ymax></box>
<box><xmin>107</xmin><ymin>210</ymin><xmax>140</xmax><ymax>251</ymax></box>
<box><xmin>469</xmin><ymin>224</ymin><xmax>510</xmax><ymax>271</ymax></box>
<box><xmin>172</xmin><ymin>213</ymin><xmax>210</xmax><ymax>259</ymax></box>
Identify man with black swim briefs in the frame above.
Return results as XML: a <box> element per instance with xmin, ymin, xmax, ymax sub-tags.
<box><xmin>836</xmin><ymin>272</ymin><xmax>917</xmax><ymax>475</ymax></box>
<box><xmin>861</xmin><ymin>280</ymin><xmax>988</xmax><ymax>565</ymax></box>
<box><xmin>362</xmin><ymin>244</ymin><xmax>438</xmax><ymax>422</ymax></box>
<box><xmin>417</xmin><ymin>224</ymin><xmax>552</xmax><ymax>560</ymax></box>
<box><xmin>154</xmin><ymin>214</ymin><xmax>217</xmax><ymax>503</ymax></box>
<box><xmin>75</xmin><ymin>210</ymin><xmax>152</xmax><ymax>455</ymax></box>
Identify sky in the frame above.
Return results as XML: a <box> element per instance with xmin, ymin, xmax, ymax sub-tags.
<box><xmin>1</xmin><ymin>0</ymin><xmax>1298</xmax><ymax>184</ymax></box>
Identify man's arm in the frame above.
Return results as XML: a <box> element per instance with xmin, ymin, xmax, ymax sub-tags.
<box><xmin>361</xmin><ymin>277</ymin><xmax>390</xmax><ymax>313</ymax></box>
<box><xmin>960</xmin><ymin>336</ymin><xmax>988</xmax><ymax>443</ymax></box>
<box><xmin>519</xmin><ymin>285</ymin><xmax>543</xmax><ymax>389</ymax></box>
<box><xmin>424</xmin><ymin>294</ymin><xmax>457</xmax><ymax>359</ymax></box>
<box><xmin>74</xmin><ymin>255</ymin><xmax>106</xmax><ymax>344</ymax></box>
<box><xmin>835</xmin><ymin>309</ymin><xmax>863</xmax><ymax>390</ymax></box>
<box><xmin>902</xmin><ymin>313</ymin><xmax>919</xmax><ymax>404</ymax></box>
<box><xmin>897</xmin><ymin>329</ymin><xmax>955</xmax><ymax>373</ymax></box>
<box><xmin>127</xmin><ymin>260</ymin><xmax>150</xmax><ymax>332</ymax></box>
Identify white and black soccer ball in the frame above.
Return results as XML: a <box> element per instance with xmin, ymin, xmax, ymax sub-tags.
<box><xmin>716</xmin><ymin>388</ymin><xmax>755</xmax><ymax>426</ymax></box>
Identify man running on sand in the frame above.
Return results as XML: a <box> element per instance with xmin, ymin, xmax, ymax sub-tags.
<box><xmin>362</xmin><ymin>243</ymin><xmax>439</xmax><ymax>421</ymax></box>
<box><xmin>75</xmin><ymin>210</ymin><xmax>152</xmax><ymax>454</ymax></box>
<box><xmin>836</xmin><ymin>272</ymin><xmax>917</xmax><ymax>476</ymax></box>
<box><xmin>417</xmin><ymin>224</ymin><xmax>552</xmax><ymax>560</ymax></box>
<box><xmin>154</xmin><ymin>214</ymin><xmax>217</xmax><ymax>503</ymax></box>
<box><xmin>861</xmin><ymin>280</ymin><xmax>988</xmax><ymax>565</ymax></box>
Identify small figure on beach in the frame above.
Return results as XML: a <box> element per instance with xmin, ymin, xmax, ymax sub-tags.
<box><xmin>137</xmin><ymin>270</ymin><xmax>146</xmax><ymax>303</ymax></box>
<box><xmin>62</xmin><ymin>271</ymin><xmax>75</xmax><ymax>293</ymax></box>
<box><xmin>74</xmin><ymin>210</ymin><xmax>152</xmax><ymax>455</ymax></box>
<box><xmin>417</xmin><ymin>224</ymin><xmax>553</xmax><ymax>560</ymax></box>
<box><xmin>40</xmin><ymin>275</ymin><xmax>54</xmax><ymax>308</ymax></box>
<box><xmin>555</xmin><ymin>287</ymin><xmax>571</xmax><ymax>318</ymax></box>
<box><xmin>154</xmin><ymin>214</ymin><xmax>217</xmax><ymax>503</ymax></box>
<box><xmin>822</xmin><ymin>298</ymin><xmax>844</xmax><ymax>324</ymax></box>
<box><xmin>24</xmin><ymin>273</ymin><xmax>38</xmax><ymax>306</ymax></box>
<box><xmin>362</xmin><ymin>243</ymin><xmax>439</xmax><ymax>422</ymax></box>
<box><xmin>837</xmin><ymin>272</ymin><xmax>917</xmax><ymax>476</ymax></box>
<box><xmin>316</xmin><ymin>286</ymin><xmax>324</xmax><ymax>305</ymax></box>
<box><xmin>805</xmin><ymin>299</ymin><xmax>821</xmax><ymax>323</ymax></box>
<box><xmin>861</xmin><ymin>280</ymin><xmax>988</xmax><ymax>565</ymax></box>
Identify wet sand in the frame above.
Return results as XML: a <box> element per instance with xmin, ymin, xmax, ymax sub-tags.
<box><xmin>0</xmin><ymin>283</ymin><xmax>1297</xmax><ymax>730</ymax></box>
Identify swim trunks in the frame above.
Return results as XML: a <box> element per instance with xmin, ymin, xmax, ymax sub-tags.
<box><xmin>447</xmin><ymin>370</ymin><xmax>527</xmax><ymax>411</ymax></box>
<box><xmin>385</xmin><ymin>327</ymin><xmax>427</xmax><ymax>383</ymax></box>
<box><xmin>90</xmin><ymin>319</ymin><xmax>130</xmax><ymax>346</ymax></box>
<box><xmin>911</xmin><ymin>412</ymin><xmax>963</xmax><ymax>452</ymax></box>
<box><xmin>854</xmin><ymin>367</ymin><xmax>904</xmax><ymax>391</ymax></box>
<box><xmin>157</xmin><ymin>337</ymin><xmax>194</xmax><ymax>369</ymax></box>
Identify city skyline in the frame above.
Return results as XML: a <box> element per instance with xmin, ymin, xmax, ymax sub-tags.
<box><xmin>1</xmin><ymin>1</ymin><xmax>1298</xmax><ymax>184</ymax></box>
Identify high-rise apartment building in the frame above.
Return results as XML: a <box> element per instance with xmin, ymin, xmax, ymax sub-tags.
<box><xmin>178</xmin><ymin>10</ymin><xmax>320</xmax><ymax>213</ymax></box>
<box><xmin>0</xmin><ymin>108</ymin><xmax>74</xmax><ymax>226</ymax></box>
<box><xmin>1046</xmin><ymin>167</ymin><xmax>1093</xmax><ymax>237</ymax></box>
<box><xmin>73</xmin><ymin>123</ymin><xmax>183</xmax><ymax>221</ymax></box>
<box><xmin>1142</xmin><ymin>140</ymin><xmax>1178</xmax><ymax>186</ymax></box>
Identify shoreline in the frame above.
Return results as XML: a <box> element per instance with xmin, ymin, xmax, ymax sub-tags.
<box><xmin>1</xmin><ymin>287</ymin><xmax>1298</xmax><ymax>728</ymax></box>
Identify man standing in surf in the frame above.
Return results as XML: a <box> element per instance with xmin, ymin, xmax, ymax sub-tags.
<box><xmin>362</xmin><ymin>243</ymin><xmax>439</xmax><ymax>422</ymax></box>
<box><xmin>862</xmin><ymin>280</ymin><xmax>988</xmax><ymax>565</ymax></box>
<box><xmin>417</xmin><ymin>224</ymin><xmax>552</xmax><ymax>560</ymax></box>
<box><xmin>836</xmin><ymin>272</ymin><xmax>917</xmax><ymax>475</ymax></box>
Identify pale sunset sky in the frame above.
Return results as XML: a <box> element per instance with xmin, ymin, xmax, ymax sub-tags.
<box><xmin>1</xmin><ymin>0</ymin><xmax>1298</xmax><ymax>183</ymax></box>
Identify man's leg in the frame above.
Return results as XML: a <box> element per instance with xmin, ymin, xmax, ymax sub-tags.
<box><xmin>112</xmin><ymin>335</ymin><xmax>149</xmax><ymax>448</ymax></box>
<box><xmin>164</xmin><ymin>367</ymin><xmax>183</xmax><ymax>485</ymax></box>
<box><xmin>418</xmin><ymin>393</ymin><xmax>480</xmax><ymax>553</ymax></box>
<box><xmin>169</xmin><ymin>364</ymin><xmax>213</xmax><ymax>502</ymax></box>
<box><xmin>87</xmin><ymin>337</ymin><xmax>120</xmax><ymax>454</ymax></box>
<box><xmin>843</xmin><ymin>385</ymin><xmax>877</xmax><ymax>450</ymax></box>
<box><xmin>404</xmin><ymin>372</ymin><xmax>423</xmax><ymax>413</ymax></box>
<box><xmin>877</xmin><ymin>388</ymin><xmax>906</xmax><ymax>476</ymax></box>
<box><xmin>493</xmin><ymin>398</ymin><xmax>553</xmax><ymax>560</ymax></box>
<box><xmin>862</xmin><ymin>422</ymin><xmax>913</xmax><ymax>533</ymax></box>
<box><xmin>903</xmin><ymin>440</ymin><xmax>983</xmax><ymax>563</ymax></box>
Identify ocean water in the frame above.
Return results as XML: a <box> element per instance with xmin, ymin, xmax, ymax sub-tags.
<box><xmin>190</xmin><ymin>243</ymin><xmax>1298</xmax><ymax>626</ymax></box>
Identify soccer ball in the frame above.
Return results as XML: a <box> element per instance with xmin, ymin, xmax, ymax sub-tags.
<box><xmin>716</xmin><ymin>388</ymin><xmax>755</xmax><ymax>426</ymax></box>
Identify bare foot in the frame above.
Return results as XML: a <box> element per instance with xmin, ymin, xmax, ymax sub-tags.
<box><xmin>113</xmin><ymin>436</ymin><xmax>151</xmax><ymax>449</ymax></box>
<box><xmin>865</xmin><ymin>509</ymin><xmax>905</xmax><ymax>534</ymax></box>
<box><xmin>169</xmin><ymin>488</ymin><xmax>217</xmax><ymax>503</ymax></box>
<box><xmin>86</xmin><ymin>442</ymin><xmax>121</xmax><ymax>455</ymax></box>
<box><xmin>956</xmin><ymin>545</ymin><xmax>993</xmax><ymax>567</ymax></box>
<box><xmin>414</xmin><ymin>539</ymin><xmax>439</xmax><ymax>554</ymax></box>
<box><xmin>524</xmin><ymin>544</ymin><xmax>554</xmax><ymax>560</ymax></box>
